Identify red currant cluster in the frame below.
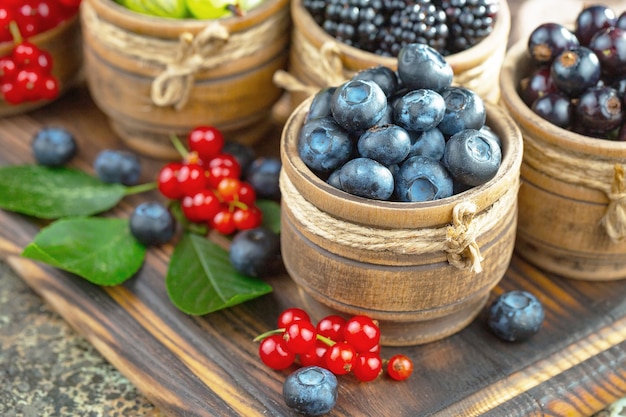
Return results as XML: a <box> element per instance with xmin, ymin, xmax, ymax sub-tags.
<box><xmin>255</xmin><ymin>307</ymin><xmax>414</xmax><ymax>382</ymax></box>
<box><xmin>157</xmin><ymin>126</ymin><xmax>262</xmax><ymax>235</ymax></box>
<box><xmin>0</xmin><ymin>39</ymin><xmax>58</xmax><ymax>104</ymax></box>
<box><xmin>0</xmin><ymin>0</ymin><xmax>80</xmax><ymax>42</ymax></box>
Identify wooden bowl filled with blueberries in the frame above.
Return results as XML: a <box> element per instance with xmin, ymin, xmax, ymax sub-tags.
<box><xmin>280</xmin><ymin>43</ymin><xmax>523</xmax><ymax>346</ymax></box>
<box><xmin>499</xmin><ymin>4</ymin><xmax>626</xmax><ymax>280</ymax></box>
<box><xmin>0</xmin><ymin>2</ymin><xmax>83</xmax><ymax>117</ymax></box>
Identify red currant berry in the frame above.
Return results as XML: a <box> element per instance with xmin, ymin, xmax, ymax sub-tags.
<box><xmin>353</xmin><ymin>352</ymin><xmax>383</xmax><ymax>382</ymax></box>
<box><xmin>299</xmin><ymin>341</ymin><xmax>329</xmax><ymax>368</ymax></box>
<box><xmin>188</xmin><ymin>125</ymin><xmax>224</xmax><ymax>161</ymax></box>
<box><xmin>277</xmin><ymin>307</ymin><xmax>311</xmax><ymax>329</ymax></box>
<box><xmin>32</xmin><ymin>49</ymin><xmax>53</xmax><ymax>74</ymax></box>
<box><xmin>217</xmin><ymin>177</ymin><xmax>257</xmax><ymax>207</ymax></box>
<box><xmin>0</xmin><ymin>8</ymin><xmax>15</xmax><ymax>43</ymax></box>
<box><xmin>38</xmin><ymin>74</ymin><xmax>58</xmax><ymax>100</ymax></box>
<box><xmin>258</xmin><ymin>334</ymin><xmax>295</xmax><ymax>371</ymax></box>
<box><xmin>343</xmin><ymin>315</ymin><xmax>380</xmax><ymax>353</ymax></box>
<box><xmin>325</xmin><ymin>341</ymin><xmax>357</xmax><ymax>375</ymax></box>
<box><xmin>157</xmin><ymin>162</ymin><xmax>183</xmax><ymax>200</ymax></box>
<box><xmin>283</xmin><ymin>320</ymin><xmax>317</xmax><ymax>355</ymax></box>
<box><xmin>176</xmin><ymin>163</ymin><xmax>207</xmax><ymax>196</ymax></box>
<box><xmin>13</xmin><ymin>69</ymin><xmax>40</xmax><ymax>101</ymax></box>
<box><xmin>15</xmin><ymin>5</ymin><xmax>41</xmax><ymax>38</ymax></box>
<box><xmin>210</xmin><ymin>207</ymin><xmax>237</xmax><ymax>235</ymax></box>
<box><xmin>206</xmin><ymin>153</ymin><xmax>241</xmax><ymax>188</ymax></box>
<box><xmin>316</xmin><ymin>315</ymin><xmax>346</xmax><ymax>342</ymax></box>
<box><xmin>58</xmin><ymin>0</ymin><xmax>82</xmax><ymax>9</ymax></box>
<box><xmin>1</xmin><ymin>81</ymin><xmax>23</xmax><ymax>104</ymax></box>
<box><xmin>0</xmin><ymin>57</ymin><xmax>18</xmax><ymax>83</ymax></box>
<box><xmin>387</xmin><ymin>354</ymin><xmax>413</xmax><ymax>381</ymax></box>
<box><xmin>232</xmin><ymin>205</ymin><xmax>262</xmax><ymax>230</ymax></box>
<box><xmin>181</xmin><ymin>189</ymin><xmax>221</xmax><ymax>223</ymax></box>
<box><xmin>12</xmin><ymin>41</ymin><xmax>39</xmax><ymax>67</ymax></box>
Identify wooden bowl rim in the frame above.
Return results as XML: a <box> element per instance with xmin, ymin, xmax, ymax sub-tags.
<box><xmin>85</xmin><ymin>0</ymin><xmax>289</xmax><ymax>38</ymax></box>
<box><xmin>290</xmin><ymin>0</ymin><xmax>511</xmax><ymax>72</ymax></box>
<box><xmin>500</xmin><ymin>39</ymin><xmax>626</xmax><ymax>158</ymax></box>
<box><xmin>281</xmin><ymin>96</ymin><xmax>523</xmax><ymax>229</ymax></box>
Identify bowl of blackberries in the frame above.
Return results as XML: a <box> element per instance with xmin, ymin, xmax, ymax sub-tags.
<box><xmin>499</xmin><ymin>4</ymin><xmax>626</xmax><ymax>280</ymax></box>
<box><xmin>279</xmin><ymin>43</ymin><xmax>524</xmax><ymax>346</ymax></box>
<box><xmin>0</xmin><ymin>1</ymin><xmax>83</xmax><ymax>117</ymax></box>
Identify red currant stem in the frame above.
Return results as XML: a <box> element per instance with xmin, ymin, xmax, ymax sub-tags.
<box><xmin>252</xmin><ymin>328</ymin><xmax>285</xmax><ymax>343</ymax></box>
<box><xmin>169</xmin><ymin>134</ymin><xmax>189</xmax><ymax>159</ymax></box>
<box><xmin>123</xmin><ymin>181</ymin><xmax>157</xmax><ymax>195</ymax></box>
<box><xmin>230</xmin><ymin>200</ymin><xmax>249</xmax><ymax>211</ymax></box>
<box><xmin>8</xmin><ymin>21</ymin><xmax>23</xmax><ymax>44</ymax></box>
<box><xmin>315</xmin><ymin>334</ymin><xmax>336</xmax><ymax>347</ymax></box>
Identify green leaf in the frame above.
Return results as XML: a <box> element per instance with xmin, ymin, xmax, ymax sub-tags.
<box><xmin>166</xmin><ymin>233</ymin><xmax>273</xmax><ymax>315</ymax></box>
<box><xmin>22</xmin><ymin>217</ymin><xmax>147</xmax><ymax>286</ymax></box>
<box><xmin>257</xmin><ymin>199</ymin><xmax>281</xmax><ymax>234</ymax></box>
<box><xmin>0</xmin><ymin>165</ymin><xmax>127</xmax><ymax>219</ymax></box>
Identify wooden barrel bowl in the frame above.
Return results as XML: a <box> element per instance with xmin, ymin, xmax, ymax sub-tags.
<box><xmin>80</xmin><ymin>0</ymin><xmax>290</xmax><ymax>160</ymax></box>
<box><xmin>277</xmin><ymin>0</ymin><xmax>511</xmax><ymax>119</ymax></box>
<box><xmin>500</xmin><ymin>40</ymin><xmax>626</xmax><ymax>281</ymax></box>
<box><xmin>0</xmin><ymin>16</ymin><xmax>83</xmax><ymax>118</ymax></box>
<box><xmin>279</xmin><ymin>98</ymin><xmax>523</xmax><ymax>346</ymax></box>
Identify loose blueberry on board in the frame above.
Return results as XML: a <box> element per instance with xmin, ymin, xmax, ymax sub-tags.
<box><xmin>334</xmin><ymin>157</ymin><xmax>395</xmax><ymax>201</ymax></box>
<box><xmin>438</xmin><ymin>86</ymin><xmax>487</xmax><ymax>137</ymax></box>
<box><xmin>93</xmin><ymin>149</ymin><xmax>141</xmax><ymax>186</ymax></box>
<box><xmin>487</xmin><ymin>290</ymin><xmax>545</xmax><ymax>342</ymax></box>
<box><xmin>530</xmin><ymin>91</ymin><xmax>573</xmax><ymax>129</ymax></box>
<box><xmin>298</xmin><ymin>117</ymin><xmax>353</xmax><ymax>175</ymax></box>
<box><xmin>31</xmin><ymin>127</ymin><xmax>78</xmax><ymax>167</ymax></box>
<box><xmin>229</xmin><ymin>227</ymin><xmax>281</xmax><ymax>278</ymax></box>
<box><xmin>527</xmin><ymin>22</ymin><xmax>580</xmax><ymax>65</ymax></box>
<box><xmin>443</xmin><ymin>128</ymin><xmax>502</xmax><ymax>187</ymax></box>
<box><xmin>393</xmin><ymin>88</ymin><xmax>446</xmax><ymax>132</ymax></box>
<box><xmin>407</xmin><ymin>127</ymin><xmax>446</xmax><ymax>160</ymax></box>
<box><xmin>129</xmin><ymin>201</ymin><xmax>176</xmax><ymax>246</ymax></box>
<box><xmin>245</xmin><ymin>157</ymin><xmax>282</xmax><ymax>201</ymax></box>
<box><xmin>395</xmin><ymin>155</ymin><xmax>453</xmax><ymax>202</ymax></box>
<box><xmin>282</xmin><ymin>366</ymin><xmax>338</xmax><ymax>417</ymax></box>
<box><xmin>306</xmin><ymin>87</ymin><xmax>337</xmax><ymax>123</ymax></box>
<box><xmin>357</xmin><ymin>124</ymin><xmax>411</xmax><ymax>166</ymax></box>
<box><xmin>351</xmin><ymin>65</ymin><xmax>399</xmax><ymax>97</ymax></box>
<box><xmin>550</xmin><ymin>46</ymin><xmax>601</xmax><ymax>98</ymax></box>
<box><xmin>330</xmin><ymin>79</ymin><xmax>388</xmax><ymax>132</ymax></box>
<box><xmin>396</xmin><ymin>43</ymin><xmax>453</xmax><ymax>92</ymax></box>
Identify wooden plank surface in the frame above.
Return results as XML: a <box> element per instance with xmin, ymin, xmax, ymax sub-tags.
<box><xmin>2</xmin><ymin>79</ymin><xmax>626</xmax><ymax>416</ymax></box>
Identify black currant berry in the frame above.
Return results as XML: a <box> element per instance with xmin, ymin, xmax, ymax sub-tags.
<box><xmin>550</xmin><ymin>46</ymin><xmax>601</xmax><ymax>97</ymax></box>
<box><xmin>576</xmin><ymin>86</ymin><xmax>623</xmax><ymax>135</ymax></box>
<box><xmin>575</xmin><ymin>4</ymin><xmax>617</xmax><ymax>46</ymax></box>
<box><xmin>527</xmin><ymin>23</ymin><xmax>579</xmax><ymax>65</ymax></box>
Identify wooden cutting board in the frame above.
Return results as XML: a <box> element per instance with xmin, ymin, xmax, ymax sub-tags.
<box><xmin>2</xmin><ymin>84</ymin><xmax>626</xmax><ymax>417</ymax></box>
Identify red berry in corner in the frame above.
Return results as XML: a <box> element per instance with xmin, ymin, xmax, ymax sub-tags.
<box><xmin>387</xmin><ymin>354</ymin><xmax>413</xmax><ymax>381</ymax></box>
<box><xmin>353</xmin><ymin>352</ymin><xmax>383</xmax><ymax>382</ymax></box>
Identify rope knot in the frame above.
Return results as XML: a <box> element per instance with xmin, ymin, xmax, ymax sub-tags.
<box><xmin>601</xmin><ymin>164</ymin><xmax>626</xmax><ymax>242</ymax></box>
<box><xmin>446</xmin><ymin>202</ymin><xmax>484</xmax><ymax>273</ymax></box>
<box><xmin>151</xmin><ymin>23</ymin><xmax>229</xmax><ymax>109</ymax></box>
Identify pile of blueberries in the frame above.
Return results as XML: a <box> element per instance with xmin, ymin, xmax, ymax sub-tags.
<box><xmin>298</xmin><ymin>42</ymin><xmax>503</xmax><ymax>202</ymax></box>
<box><xmin>520</xmin><ymin>4</ymin><xmax>626</xmax><ymax>140</ymax></box>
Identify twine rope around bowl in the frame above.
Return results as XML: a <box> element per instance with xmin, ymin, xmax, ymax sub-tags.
<box><xmin>280</xmin><ymin>170</ymin><xmax>519</xmax><ymax>273</ymax></box>
<box><xmin>522</xmin><ymin>133</ymin><xmax>626</xmax><ymax>242</ymax></box>
<box><xmin>82</xmin><ymin>2</ymin><xmax>290</xmax><ymax>109</ymax></box>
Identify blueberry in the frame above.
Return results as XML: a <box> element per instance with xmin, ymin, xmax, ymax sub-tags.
<box><xmin>31</xmin><ymin>127</ymin><xmax>78</xmax><ymax>167</ymax></box>
<box><xmin>129</xmin><ymin>201</ymin><xmax>175</xmax><ymax>246</ymax></box>
<box><xmin>94</xmin><ymin>149</ymin><xmax>141</xmax><ymax>185</ymax></box>
<box><xmin>223</xmin><ymin>141</ymin><xmax>256</xmax><ymax>174</ymax></box>
<box><xmin>298</xmin><ymin>117</ymin><xmax>353</xmax><ymax>175</ymax></box>
<box><xmin>393</xmin><ymin>89</ymin><xmax>446</xmax><ymax>132</ymax></box>
<box><xmin>351</xmin><ymin>65</ymin><xmax>399</xmax><ymax>97</ymax></box>
<box><xmin>396</xmin><ymin>43</ymin><xmax>454</xmax><ymax>92</ymax></box>
<box><xmin>229</xmin><ymin>227</ymin><xmax>281</xmax><ymax>278</ymax></box>
<box><xmin>330</xmin><ymin>79</ymin><xmax>388</xmax><ymax>131</ymax></box>
<box><xmin>443</xmin><ymin>128</ymin><xmax>502</xmax><ymax>187</ymax></box>
<box><xmin>306</xmin><ymin>87</ymin><xmax>336</xmax><ymax>123</ymax></box>
<box><xmin>487</xmin><ymin>290</ymin><xmax>545</xmax><ymax>342</ymax></box>
<box><xmin>550</xmin><ymin>46</ymin><xmax>601</xmax><ymax>98</ymax></box>
<box><xmin>357</xmin><ymin>124</ymin><xmax>411</xmax><ymax>166</ymax></box>
<box><xmin>407</xmin><ymin>128</ymin><xmax>446</xmax><ymax>160</ymax></box>
<box><xmin>395</xmin><ymin>156</ymin><xmax>453</xmax><ymax>202</ymax></box>
<box><xmin>245</xmin><ymin>157</ymin><xmax>281</xmax><ymax>201</ymax></box>
<box><xmin>283</xmin><ymin>366</ymin><xmax>338</xmax><ymax>417</ymax></box>
<box><xmin>334</xmin><ymin>157</ymin><xmax>394</xmax><ymax>200</ymax></box>
<box><xmin>438</xmin><ymin>87</ymin><xmax>487</xmax><ymax>137</ymax></box>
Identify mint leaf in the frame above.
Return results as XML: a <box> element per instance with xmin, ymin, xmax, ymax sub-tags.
<box><xmin>166</xmin><ymin>233</ymin><xmax>272</xmax><ymax>315</ymax></box>
<box><xmin>258</xmin><ymin>199</ymin><xmax>281</xmax><ymax>234</ymax></box>
<box><xmin>22</xmin><ymin>217</ymin><xmax>146</xmax><ymax>286</ymax></box>
<box><xmin>0</xmin><ymin>165</ymin><xmax>127</xmax><ymax>218</ymax></box>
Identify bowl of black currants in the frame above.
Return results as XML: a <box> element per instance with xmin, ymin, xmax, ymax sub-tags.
<box><xmin>279</xmin><ymin>43</ymin><xmax>523</xmax><ymax>346</ymax></box>
<box><xmin>499</xmin><ymin>4</ymin><xmax>626</xmax><ymax>281</ymax></box>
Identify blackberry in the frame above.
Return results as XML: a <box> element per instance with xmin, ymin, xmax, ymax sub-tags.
<box><xmin>437</xmin><ymin>0</ymin><xmax>499</xmax><ymax>54</ymax></box>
